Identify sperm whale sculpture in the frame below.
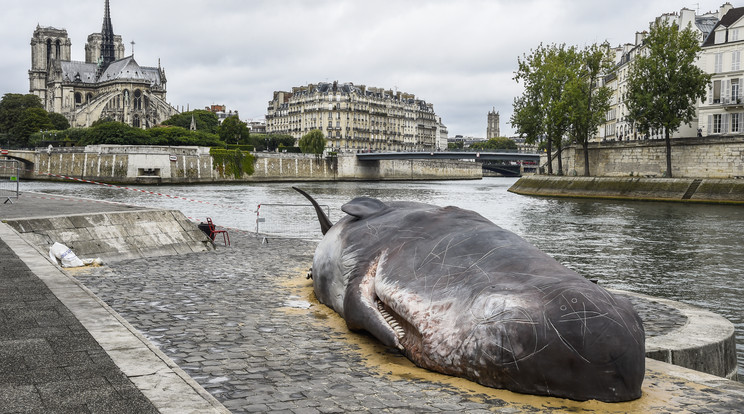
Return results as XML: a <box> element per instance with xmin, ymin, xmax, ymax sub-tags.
<box><xmin>294</xmin><ymin>187</ymin><xmax>645</xmax><ymax>402</ymax></box>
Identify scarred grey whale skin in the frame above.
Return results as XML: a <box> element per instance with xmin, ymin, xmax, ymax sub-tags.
<box><xmin>297</xmin><ymin>189</ymin><xmax>645</xmax><ymax>402</ymax></box>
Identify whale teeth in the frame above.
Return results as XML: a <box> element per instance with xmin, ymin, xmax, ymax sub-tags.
<box><xmin>377</xmin><ymin>300</ymin><xmax>405</xmax><ymax>340</ymax></box>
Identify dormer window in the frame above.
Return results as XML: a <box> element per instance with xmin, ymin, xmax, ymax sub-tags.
<box><xmin>715</xmin><ymin>28</ymin><xmax>727</xmax><ymax>44</ymax></box>
<box><xmin>732</xmin><ymin>28</ymin><xmax>740</xmax><ymax>42</ymax></box>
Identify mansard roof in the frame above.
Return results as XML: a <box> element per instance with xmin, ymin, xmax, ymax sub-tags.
<box><xmin>703</xmin><ymin>7</ymin><xmax>744</xmax><ymax>46</ymax></box>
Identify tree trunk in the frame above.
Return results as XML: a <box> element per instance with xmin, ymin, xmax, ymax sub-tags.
<box><xmin>546</xmin><ymin>138</ymin><xmax>553</xmax><ymax>175</ymax></box>
<box><xmin>583</xmin><ymin>139</ymin><xmax>590</xmax><ymax>176</ymax></box>
<box><xmin>665</xmin><ymin>128</ymin><xmax>672</xmax><ymax>178</ymax></box>
<box><xmin>556</xmin><ymin>141</ymin><xmax>564</xmax><ymax>176</ymax></box>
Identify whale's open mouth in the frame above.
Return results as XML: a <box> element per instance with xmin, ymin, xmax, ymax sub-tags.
<box><xmin>376</xmin><ymin>299</ymin><xmax>405</xmax><ymax>340</ymax></box>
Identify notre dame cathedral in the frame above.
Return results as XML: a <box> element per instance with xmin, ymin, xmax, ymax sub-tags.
<box><xmin>29</xmin><ymin>0</ymin><xmax>178</xmax><ymax>128</ymax></box>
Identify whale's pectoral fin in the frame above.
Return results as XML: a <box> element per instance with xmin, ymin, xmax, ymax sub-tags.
<box><xmin>342</xmin><ymin>197</ymin><xmax>388</xmax><ymax>219</ymax></box>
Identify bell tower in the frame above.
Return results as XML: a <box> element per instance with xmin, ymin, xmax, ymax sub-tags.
<box><xmin>29</xmin><ymin>25</ymin><xmax>71</xmax><ymax>109</ymax></box>
<box><xmin>487</xmin><ymin>107</ymin><xmax>500</xmax><ymax>139</ymax></box>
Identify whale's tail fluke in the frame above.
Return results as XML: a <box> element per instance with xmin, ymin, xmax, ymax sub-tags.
<box><xmin>293</xmin><ymin>187</ymin><xmax>333</xmax><ymax>235</ymax></box>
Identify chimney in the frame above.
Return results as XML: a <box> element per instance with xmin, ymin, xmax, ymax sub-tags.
<box><xmin>720</xmin><ymin>2</ymin><xmax>734</xmax><ymax>19</ymax></box>
<box><xmin>635</xmin><ymin>32</ymin><xmax>646</xmax><ymax>45</ymax></box>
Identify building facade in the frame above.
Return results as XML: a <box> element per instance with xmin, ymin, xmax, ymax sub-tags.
<box><xmin>29</xmin><ymin>0</ymin><xmax>178</xmax><ymax>129</ymax></box>
<box><xmin>699</xmin><ymin>5</ymin><xmax>744</xmax><ymax>136</ymax></box>
<box><xmin>487</xmin><ymin>108</ymin><xmax>500</xmax><ymax>139</ymax></box>
<box><xmin>599</xmin><ymin>6</ymin><xmax>722</xmax><ymax>142</ymax></box>
<box><xmin>265</xmin><ymin>81</ymin><xmax>442</xmax><ymax>152</ymax></box>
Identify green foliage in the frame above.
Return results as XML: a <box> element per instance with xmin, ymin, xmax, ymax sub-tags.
<box><xmin>625</xmin><ymin>19</ymin><xmax>711</xmax><ymax>177</ymax></box>
<box><xmin>278</xmin><ymin>144</ymin><xmax>301</xmax><ymax>153</ymax></box>
<box><xmin>565</xmin><ymin>43</ymin><xmax>614</xmax><ymax>176</ymax></box>
<box><xmin>90</xmin><ymin>117</ymin><xmax>115</xmax><ymax>127</ymax></box>
<box><xmin>11</xmin><ymin>107</ymin><xmax>54</xmax><ymax>147</ymax></box>
<box><xmin>226</xmin><ymin>144</ymin><xmax>255</xmax><ymax>151</ymax></box>
<box><xmin>511</xmin><ymin>42</ymin><xmax>612</xmax><ymax>175</ymax></box>
<box><xmin>298</xmin><ymin>129</ymin><xmax>327</xmax><ymax>156</ymax></box>
<box><xmin>0</xmin><ymin>93</ymin><xmax>43</xmax><ymax>134</ymax></box>
<box><xmin>147</xmin><ymin>126</ymin><xmax>224</xmax><ymax>147</ymax></box>
<box><xmin>161</xmin><ymin>110</ymin><xmax>220</xmax><ymax>133</ymax></box>
<box><xmin>218</xmin><ymin>115</ymin><xmax>250</xmax><ymax>144</ymax></box>
<box><xmin>447</xmin><ymin>141</ymin><xmax>464</xmax><ymax>150</ymax></box>
<box><xmin>28</xmin><ymin>130</ymin><xmax>71</xmax><ymax>146</ymax></box>
<box><xmin>249</xmin><ymin>133</ymin><xmax>295</xmax><ymax>151</ymax></box>
<box><xmin>470</xmin><ymin>137</ymin><xmax>518</xmax><ymax>150</ymax></box>
<box><xmin>210</xmin><ymin>148</ymin><xmax>255</xmax><ymax>178</ymax></box>
<box><xmin>47</xmin><ymin>112</ymin><xmax>70</xmax><ymax>130</ymax></box>
<box><xmin>76</xmin><ymin>121</ymin><xmax>150</xmax><ymax>145</ymax></box>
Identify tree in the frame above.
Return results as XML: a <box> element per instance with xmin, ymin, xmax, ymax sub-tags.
<box><xmin>218</xmin><ymin>115</ymin><xmax>250</xmax><ymax>144</ymax></box>
<box><xmin>161</xmin><ymin>110</ymin><xmax>220</xmax><ymax>133</ymax></box>
<box><xmin>76</xmin><ymin>121</ymin><xmax>150</xmax><ymax>145</ymax></box>
<box><xmin>11</xmin><ymin>107</ymin><xmax>53</xmax><ymax>147</ymax></box>
<box><xmin>298</xmin><ymin>129</ymin><xmax>327</xmax><ymax>158</ymax></box>
<box><xmin>470</xmin><ymin>137</ymin><xmax>518</xmax><ymax>150</ymax></box>
<box><xmin>565</xmin><ymin>43</ymin><xmax>614</xmax><ymax>176</ymax></box>
<box><xmin>0</xmin><ymin>93</ymin><xmax>44</xmax><ymax>134</ymax></box>
<box><xmin>625</xmin><ymin>19</ymin><xmax>711</xmax><ymax>177</ymax></box>
<box><xmin>512</xmin><ymin>44</ymin><xmax>579</xmax><ymax>175</ymax></box>
<box><xmin>48</xmin><ymin>112</ymin><xmax>70</xmax><ymax>131</ymax></box>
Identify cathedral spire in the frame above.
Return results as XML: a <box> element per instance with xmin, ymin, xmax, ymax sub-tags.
<box><xmin>100</xmin><ymin>0</ymin><xmax>116</xmax><ymax>69</ymax></box>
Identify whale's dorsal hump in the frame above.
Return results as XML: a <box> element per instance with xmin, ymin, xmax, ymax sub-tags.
<box><xmin>342</xmin><ymin>197</ymin><xmax>388</xmax><ymax>219</ymax></box>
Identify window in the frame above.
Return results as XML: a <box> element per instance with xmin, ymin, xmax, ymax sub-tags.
<box><xmin>733</xmin><ymin>79</ymin><xmax>740</xmax><ymax>102</ymax></box>
<box><xmin>732</xmin><ymin>113</ymin><xmax>740</xmax><ymax>133</ymax></box>
<box><xmin>133</xmin><ymin>90</ymin><xmax>142</xmax><ymax>110</ymax></box>
<box><xmin>713</xmin><ymin>80</ymin><xmax>721</xmax><ymax>103</ymax></box>
<box><xmin>713</xmin><ymin>114</ymin><xmax>722</xmax><ymax>133</ymax></box>
<box><xmin>715</xmin><ymin>53</ymin><xmax>723</xmax><ymax>73</ymax></box>
<box><xmin>733</xmin><ymin>51</ymin><xmax>741</xmax><ymax>71</ymax></box>
<box><xmin>732</xmin><ymin>28</ymin><xmax>740</xmax><ymax>42</ymax></box>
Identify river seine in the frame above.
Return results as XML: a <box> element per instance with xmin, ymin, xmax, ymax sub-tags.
<box><xmin>22</xmin><ymin>177</ymin><xmax>744</xmax><ymax>378</ymax></box>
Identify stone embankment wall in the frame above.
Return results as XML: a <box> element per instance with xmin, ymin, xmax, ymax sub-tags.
<box><xmin>14</xmin><ymin>145</ymin><xmax>481</xmax><ymax>183</ymax></box>
<box><xmin>4</xmin><ymin>209</ymin><xmax>213</xmax><ymax>262</ymax></box>
<box><xmin>509</xmin><ymin>176</ymin><xmax>744</xmax><ymax>204</ymax></box>
<box><xmin>546</xmin><ymin>137</ymin><xmax>744</xmax><ymax>179</ymax></box>
<box><xmin>249</xmin><ymin>153</ymin><xmax>481</xmax><ymax>181</ymax></box>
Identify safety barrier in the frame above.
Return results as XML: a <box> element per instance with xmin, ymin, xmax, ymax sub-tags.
<box><xmin>256</xmin><ymin>203</ymin><xmax>330</xmax><ymax>240</ymax></box>
<box><xmin>0</xmin><ymin>159</ymin><xmax>20</xmax><ymax>204</ymax></box>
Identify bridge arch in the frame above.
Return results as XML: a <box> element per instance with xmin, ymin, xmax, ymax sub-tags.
<box><xmin>1</xmin><ymin>153</ymin><xmax>35</xmax><ymax>177</ymax></box>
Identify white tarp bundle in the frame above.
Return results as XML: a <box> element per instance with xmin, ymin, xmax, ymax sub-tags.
<box><xmin>49</xmin><ymin>242</ymin><xmax>102</xmax><ymax>268</ymax></box>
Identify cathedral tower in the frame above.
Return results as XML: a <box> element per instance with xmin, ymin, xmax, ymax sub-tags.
<box><xmin>487</xmin><ymin>107</ymin><xmax>500</xmax><ymax>139</ymax></box>
<box><xmin>29</xmin><ymin>26</ymin><xmax>71</xmax><ymax>108</ymax></box>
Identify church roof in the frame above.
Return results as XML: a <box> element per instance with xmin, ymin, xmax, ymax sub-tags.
<box><xmin>59</xmin><ymin>56</ymin><xmax>163</xmax><ymax>87</ymax></box>
<box><xmin>60</xmin><ymin>61</ymin><xmax>98</xmax><ymax>84</ymax></box>
<box><xmin>98</xmin><ymin>56</ymin><xmax>162</xmax><ymax>86</ymax></box>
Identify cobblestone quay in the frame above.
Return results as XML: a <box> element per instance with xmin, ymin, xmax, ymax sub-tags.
<box><xmin>73</xmin><ymin>232</ymin><xmax>744</xmax><ymax>413</ymax></box>
<box><xmin>0</xmin><ymin>235</ymin><xmax>158</xmax><ymax>413</ymax></box>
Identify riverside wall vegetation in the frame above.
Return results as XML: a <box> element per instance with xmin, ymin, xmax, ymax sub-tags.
<box><xmin>9</xmin><ymin>145</ymin><xmax>481</xmax><ymax>183</ymax></box>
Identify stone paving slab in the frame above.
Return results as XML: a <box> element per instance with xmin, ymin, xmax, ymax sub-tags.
<box><xmin>0</xmin><ymin>222</ymin><xmax>229</xmax><ymax>414</ymax></box>
<box><xmin>70</xmin><ymin>230</ymin><xmax>744</xmax><ymax>413</ymax></box>
<box><xmin>0</xmin><ymin>228</ymin><xmax>159</xmax><ymax>414</ymax></box>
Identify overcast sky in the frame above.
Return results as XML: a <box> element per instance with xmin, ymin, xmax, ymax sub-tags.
<box><xmin>0</xmin><ymin>0</ymin><xmax>730</xmax><ymax>137</ymax></box>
